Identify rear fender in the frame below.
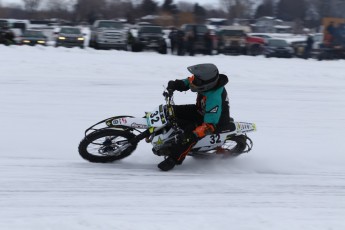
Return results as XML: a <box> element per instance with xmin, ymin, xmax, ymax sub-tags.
<box><xmin>234</xmin><ymin>122</ymin><xmax>256</xmax><ymax>135</ymax></box>
<box><xmin>193</xmin><ymin>132</ymin><xmax>231</xmax><ymax>151</ymax></box>
<box><xmin>192</xmin><ymin>122</ymin><xmax>256</xmax><ymax>151</ymax></box>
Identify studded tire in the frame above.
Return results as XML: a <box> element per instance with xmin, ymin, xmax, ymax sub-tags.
<box><xmin>78</xmin><ymin>129</ymin><xmax>137</xmax><ymax>163</ymax></box>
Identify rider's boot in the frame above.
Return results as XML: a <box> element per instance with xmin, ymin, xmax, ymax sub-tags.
<box><xmin>158</xmin><ymin>157</ymin><xmax>177</xmax><ymax>171</ymax></box>
<box><xmin>157</xmin><ymin>134</ymin><xmax>198</xmax><ymax>171</ymax></box>
<box><xmin>157</xmin><ymin>154</ymin><xmax>187</xmax><ymax>171</ymax></box>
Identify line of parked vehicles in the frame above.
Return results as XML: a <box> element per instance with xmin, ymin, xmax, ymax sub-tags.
<box><xmin>0</xmin><ymin>18</ymin><xmax>87</xmax><ymax>48</ymax></box>
<box><xmin>2</xmin><ymin>18</ymin><xmax>340</xmax><ymax>60</ymax></box>
<box><xmin>17</xmin><ymin>26</ymin><xmax>85</xmax><ymax>48</ymax></box>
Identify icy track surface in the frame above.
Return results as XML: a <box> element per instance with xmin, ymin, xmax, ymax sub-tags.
<box><xmin>1</xmin><ymin>46</ymin><xmax>345</xmax><ymax>230</ymax></box>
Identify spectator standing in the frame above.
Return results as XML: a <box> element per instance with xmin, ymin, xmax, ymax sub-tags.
<box><xmin>176</xmin><ymin>29</ymin><xmax>185</xmax><ymax>56</ymax></box>
<box><xmin>186</xmin><ymin>30</ymin><xmax>195</xmax><ymax>56</ymax></box>
<box><xmin>204</xmin><ymin>30</ymin><xmax>213</xmax><ymax>55</ymax></box>
<box><xmin>326</xmin><ymin>21</ymin><xmax>335</xmax><ymax>45</ymax></box>
<box><xmin>0</xmin><ymin>25</ymin><xmax>15</xmax><ymax>45</ymax></box>
<box><xmin>304</xmin><ymin>34</ymin><xmax>314</xmax><ymax>59</ymax></box>
<box><xmin>168</xmin><ymin>27</ymin><xmax>177</xmax><ymax>54</ymax></box>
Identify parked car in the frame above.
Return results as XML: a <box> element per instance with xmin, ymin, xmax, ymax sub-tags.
<box><xmin>11</xmin><ymin>20</ymin><xmax>30</xmax><ymax>42</ymax></box>
<box><xmin>290</xmin><ymin>39</ymin><xmax>307</xmax><ymax>58</ymax></box>
<box><xmin>312</xmin><ymin>33</ymin><xmax>323</xmax><ymax>48</ymax></box>
<box><xmin>216</xmin><ymin>26</ymin><xmax>265</xmax><ymax>55</ymax></box>
<box><xmin>245</xmin><ymin>35</ymin><xmax>265</xmax><ymax>55</ymax></box>
<box><xmin>291</xmin><ymin>33</ymin><xmax>324</xmax><ymax>58</ymax></box>
<box><xmin>131</xmin><ymin>25</ymin><xmax>167</xmax><ymax>54</ymax></box>
<box><xmin>216</xmin><ymin>27</ymin><xmax>247</xmax><ymax>54</ymax></box>
<box><xmin>20</xmin><ymin>29</ymin><xmax>47</xmax><ymax>46</ymax></box>
<box><xmin>180</xmin><ymin>24</ymin><xmax>210</xmax><ymax>54</ymax></box>
<box><xmin>89</xmin><ymin>20</ymin><xmax>128</xmax><ymax>50</ymax></box>
<box><xmin>55</xmin><ymin>27</ymin><xmax>85</xmax><ymax>48</ymax></box>
<box><xmin>248</xmin><ymin>33</ymin><xmax>274</xmax><ymax>43</ymax></box>
<box><xmin>264</xmin><ymin>38</ymin><xmax>294</xmax><ymax>58</ymax></box>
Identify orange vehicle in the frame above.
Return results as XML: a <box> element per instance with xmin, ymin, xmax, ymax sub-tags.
<box><xmin>319</xmin><ymin>17</ymin><xmax>345</xmax><ymax>60</ymax></box>
<box><xmin>322</xmin><ymin>17</ymin><xmax>345</xmax><ymax>45</ymax></box>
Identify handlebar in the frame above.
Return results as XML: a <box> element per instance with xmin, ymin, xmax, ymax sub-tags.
<box><xmin>163</xmin><ymin>90</ymin><xmax>179</xmax><ymax>129</ymax></box>
<box><xmin>163</xmin><ymin>89</ymin><xmax>174</xmax><ymax>99</ymax></box>
<box><xmin>163</xmin><ymin>89</ymin><xmax>174</xmax><ymax>105</ymax></box>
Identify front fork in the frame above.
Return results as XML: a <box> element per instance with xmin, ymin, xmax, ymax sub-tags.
<box><xmin>129</xmin><ymin>129</ymin><xmax>152</xmax><ymax>146</ymax></box>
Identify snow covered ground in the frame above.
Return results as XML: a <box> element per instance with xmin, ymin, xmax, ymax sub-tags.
<box><xmin>1</xmin><ymin>45</ymin><xmax>345</xmax><ymax>230</ymax></box>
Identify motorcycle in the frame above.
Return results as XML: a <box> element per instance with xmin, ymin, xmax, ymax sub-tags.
<box><xmin>78</xmin><ymin>91</ymin><xmax>256</xmax><ymax>164</ymax></box>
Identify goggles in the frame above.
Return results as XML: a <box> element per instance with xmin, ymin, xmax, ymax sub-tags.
<box><xmin>189</xmin><ymin>75</ymin><xmax>206</xmax><ymax>87</ymax></box>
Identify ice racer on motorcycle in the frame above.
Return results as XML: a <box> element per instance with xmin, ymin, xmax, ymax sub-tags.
<box><xmin>158</xmin><ymin>63</ymin><xmax>232</xmax><ymax>171</ymax></box>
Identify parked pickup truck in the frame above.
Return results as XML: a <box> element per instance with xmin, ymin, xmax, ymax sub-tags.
<box><xmin>130</xmin><ymin>25</ymin><xmax>167</xmax><ymax>54</ymax></box>
<box><xmin>89</xmin><ymin>20</ymin><xmax>128</xmax><ymax>50</ymax></box>
<box><xmin>216</xmin><ymin>26</ymin><xmax>265</xmax><ymax>55</ymax></box>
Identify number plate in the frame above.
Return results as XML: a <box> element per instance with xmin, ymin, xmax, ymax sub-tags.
<box><xmin>146</xmin><ymin>105</ymin><xmax>167</xmax><ymax>127</ymax></box>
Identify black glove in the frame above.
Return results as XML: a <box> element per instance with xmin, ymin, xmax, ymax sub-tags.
<box><xmin>167</xmin><ymin>80</ymin><xmax>176</xmax><ymax>91</ymax></box>
<box><xmin>167</xmin><ymin>79</ymin><xmax>188</xmax><ymax>92</ymax></box>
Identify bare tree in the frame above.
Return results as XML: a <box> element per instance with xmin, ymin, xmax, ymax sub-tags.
<box><xmin>303</xmin><ymin>0</ymin><xmax>321</xmax><ymax>28</ymax></box>
<box><xmin>255</xmin><ymin>0</ymin><xmax>274</xmax><ymax>19</ymax></box>
<box><xmin>330</xmin><ymin>0</ymin><xmax>345</xmax><ymax>18</ymax></box>
<box><xmin>0</xmin><ymin>5</ymin><xmax>5</xmax><ymax>19</ymax></box>
<box><xmin>45</xmin><ymin>0</ymin><xmax>73</xmax><ymax>21</ymax></box>
<box><xmin>162</xmin><ymin>0</ymin><xmax>178</xmax><ymax>14</ymax></box>
<box><xmin>219</xmin><ymin>0</ymin><xmax>252</xmax><ymax>19</ymax></box>
<box><xmin>105</xmin><ymin>0</ymin><xmax>135</xmax><ymax>21</ymax></box>
<box><xmin>276</xmin><ymin>0</ymin><xmax>306</xmax><ymax>21</ymax></box>
<box><xmin>194</xmin><ymin>3</ymin><xmax>206</xmax><ymax>23</ymax></box>
<box><xmin>139</xmin><ymin>0</ymin><xmax>158</xmax><ymax>16</ymax></box>
<box><xmin>22</xmin><ymin>0</ymin><xmax>41</xmax><ymax>12</ymax></box>
<box><xmin>177</xmin><ymin>1</ymin><xmax>194</xmax><ymax>12</ymax></box>
<box><xmin>206</xmin><ymin>8</ymin><xmax>228</xmax><ymax>19</ymax></box>
<box><xmin>46</xmin><ymin>0</ymin><xmax>68</xmax><ymax>11</ymax></box>
<box><xmin>74</xmin><ymin>0</ymin><xmax>107</xmax><ymax>23</ymax></box>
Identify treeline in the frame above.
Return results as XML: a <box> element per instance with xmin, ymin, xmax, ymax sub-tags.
<box><xmin>0</xmin><ymin>0</ymin><xmax>344</xmax><ymax>27</ymax></box>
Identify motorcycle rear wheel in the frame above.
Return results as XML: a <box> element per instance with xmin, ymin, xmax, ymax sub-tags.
<box><xmin>78</xmin><ymin>129</ymin><xmax>137</xmax><ymax>163</ymax></box>
<box><xmin>221</xmin><ymin>135</ymin><xmax>252</xmax><ymax>156</ymax></box>
<box><xmin>189</xmin><ymin>135</ymin><xmax>253</xmax><ymax>158</ymax></box>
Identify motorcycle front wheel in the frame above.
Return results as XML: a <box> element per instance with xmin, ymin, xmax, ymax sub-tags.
<box><xmin>78</xmin><ymin>129</ymin><xmax>137</xmax><ymax>163</ymax></box>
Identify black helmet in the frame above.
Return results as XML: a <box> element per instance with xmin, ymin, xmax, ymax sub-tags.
<box><xmin>187</xmin><ymin>63</ymin><xmax>219</xmax><ymax>92</ymax></box>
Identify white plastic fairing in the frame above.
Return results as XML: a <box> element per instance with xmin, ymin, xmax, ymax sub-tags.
<box><xmin>146</xmin><ymin>105</ymin><xmax>167</xmax><ymax>127</ymax></box>
<box><xmin>111</xmin><ymin>117</ymin><xmax>149</xmax><ymax>129</ymax></box>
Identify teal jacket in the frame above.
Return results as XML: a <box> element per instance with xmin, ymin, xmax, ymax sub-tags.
<box><xmin>175</xmin><ymin>74</ymin><xmax>231</xmax><ymax>131</ymax></box>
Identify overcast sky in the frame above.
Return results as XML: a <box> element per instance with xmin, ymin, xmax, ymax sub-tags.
<box><xmin>1</xmin><ymin>0</ymin><xmax>222</xmax><ymax>8</ymax></box>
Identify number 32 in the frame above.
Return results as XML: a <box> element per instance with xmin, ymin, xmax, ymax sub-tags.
<box><xmin>210</xmin><ymin>134</ymin><xmax>221</xmax><ymax>144</ymax></box>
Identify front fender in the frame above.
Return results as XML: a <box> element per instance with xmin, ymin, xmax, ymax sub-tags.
<box><xmin>105</xmin><ymin>116</ymin><xmax>134</xmax><ymax>128</ymax></box>
<box><xmin>84</xmin><ymin>115</ymin><xmax>133</xmax><ymax>136</ymax></box>
<box><xmin>106</xmin><ymin>116</ymin><xmax>149</xmax><ymax>129</ymax></box>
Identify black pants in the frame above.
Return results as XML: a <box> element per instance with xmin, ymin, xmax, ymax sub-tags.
<box><xmin>174</xmin><ymin>104</ymin><xmax>203</xmax><ymax>133</ymax></box>
<box><xmin>169</xmin><ymin>105</ymin><xmax>203</xmax><ymax>162</ymax></box>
